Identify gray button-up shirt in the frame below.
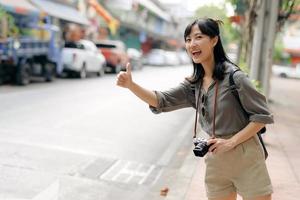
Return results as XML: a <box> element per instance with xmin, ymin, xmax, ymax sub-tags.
<box><xmin>150</xmin><ymin>62</ymin><xmax>274</xmax><ymax>136</ymax></box>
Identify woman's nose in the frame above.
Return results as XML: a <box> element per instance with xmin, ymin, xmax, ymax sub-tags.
<box><xmin>189</xmin><ymin>39</ymin><xmax>197</xmax><ymax>48</ymax></box>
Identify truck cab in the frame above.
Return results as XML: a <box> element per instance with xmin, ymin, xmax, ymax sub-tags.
<box><xmin>0</xmin><ymin>7</ymin><xmax>60</xmax><ymax>85</ymax></box>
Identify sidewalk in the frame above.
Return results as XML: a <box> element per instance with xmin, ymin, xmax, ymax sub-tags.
<box><xmin>184</xmin><ymin>76</ymin><xmax>300</xmax><ymax>200</ymax></box>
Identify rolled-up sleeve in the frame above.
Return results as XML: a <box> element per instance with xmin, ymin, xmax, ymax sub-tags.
<box><xmin>235</xmin><ymin>72</ymin><xmax>274</xmax><ymax>124</ymax></box>
<box><xmin>149</xmin><ymin>80</ymin><xmax>196</xmax><ymax>114</ymax></box>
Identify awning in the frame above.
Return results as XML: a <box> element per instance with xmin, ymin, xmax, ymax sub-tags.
<box><xmin>88</xmin><ymin>0</ymin><xmax>119</xmax><ymax>35</ymax></box>
<box><xmin>30</xmin><ymin>0</ymin><xmax>89</xmax><ymax>25</ymax></box>
<box><xmin>138</xmin><ymin>0</ymin><xmax>171</xmax><ymax>22</ymax></box>
<box><xmin>0</xmin><ymin>0</ymin><xmax>40</xmax><ymax>16</ymax></box>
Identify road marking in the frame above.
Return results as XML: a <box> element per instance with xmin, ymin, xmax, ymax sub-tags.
<box><xmin>32</xmin><ymin>180</ymin><xmax>59</xmax><ymax>200</ymax></box>
<box><xmin>99</xmin><ymin>160</ymin><xmax>162</xmax><ymax>185</ymax></box>
<box><xmin>138</xmin><ymin>164</ymin><xmax>155</xmax><ymax>184</ymax></box>
<box><xmin>99</xmin><ymin>160</ymin><xmax>123</xmax><ymax>180</ymax></box>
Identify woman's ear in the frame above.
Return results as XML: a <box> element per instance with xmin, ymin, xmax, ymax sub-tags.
<box><xmin>212</xmin><ymin>36</ymin><xmax>218</xmax><ymax>47</ymax></box>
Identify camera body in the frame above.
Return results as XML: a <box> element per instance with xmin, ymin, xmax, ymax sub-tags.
<box><xmin>193</xmin><ymin>138</ymin><xmax>211</xmax><ymax>157</ymax></box>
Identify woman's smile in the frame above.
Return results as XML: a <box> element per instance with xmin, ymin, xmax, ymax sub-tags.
<box><xmin>190</xmin><ymin>49</ymin><xmax>203</xmax><ymax>63</ymax></box>
<box><xmin>192</xmin><ymin>50</ymin><xmax>202</xmax><ymax>57</ymax></box>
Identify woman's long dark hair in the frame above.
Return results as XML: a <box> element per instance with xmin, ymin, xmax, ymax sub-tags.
<box><xmin>184</xmin><ymin>18</ymin><xmax>236</xmax><ymax>83</ymax></box>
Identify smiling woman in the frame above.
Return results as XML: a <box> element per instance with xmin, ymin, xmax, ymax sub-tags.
<box><xmin>184</xmin><ymin>26</ymin><xmax>218</xmax><ymax>67</ymax></box>
<box><xmin>116</xmin><ymin>18</ymin><xmax>274</xmax><ymax>200</ymax></box>
<box><xmin>184</xmin><ymin>18</ymin><xmax>227</xmax><ymax>84</ymax></box>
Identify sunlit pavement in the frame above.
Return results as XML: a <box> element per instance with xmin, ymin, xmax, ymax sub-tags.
<box><xmin>1</xmin><ymin>68</ymin><xmax>300</xmax><ymax>200</ymax></box>
<box><xmin>0</xmin><ymin>65</ymin><xmax>196</xmax><ymax>200</ymax></box>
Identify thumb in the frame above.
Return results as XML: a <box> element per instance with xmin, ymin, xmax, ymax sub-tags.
<box><xmin>126</xmin><ymin>62</ymin><xmax>132</xmax><ymax>74</ymax></box>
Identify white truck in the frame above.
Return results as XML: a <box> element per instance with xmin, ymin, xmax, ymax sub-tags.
<box><xmin>272</xmin><ymin>64</ymin><xmax>300</xmax><ymax>79</ymax></box>
<box><xmin>62</xmin><ymin>40</ymin><xmax>106</xmax><ymax>78</ymax></box>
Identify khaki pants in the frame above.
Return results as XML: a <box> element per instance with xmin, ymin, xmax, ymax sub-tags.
<box><xmin>204</xmin><ymin>135</ymin><xmax>273</xmax><ymax>199</ymax></box>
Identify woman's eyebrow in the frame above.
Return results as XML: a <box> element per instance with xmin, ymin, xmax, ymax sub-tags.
<box><xmin>186</xmin><ymin>32</ymin><xmax>203</xmax><ymax>39</ymax></box>
<box><xmin>193</xmin><ymin>32</ymin><xmax>203</xmax><ymax>36</ymax></box>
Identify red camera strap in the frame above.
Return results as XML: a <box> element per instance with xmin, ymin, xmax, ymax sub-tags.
<box><xmin>193</xmin><ymin>80</ymin><xmax>219</xmax><ymax>138</ymax></box>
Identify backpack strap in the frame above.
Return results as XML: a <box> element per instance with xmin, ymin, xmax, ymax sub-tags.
<box><xmin>229</xmin><ymin>68</ymin><xmax>268</xmax><ymax>159</ymax></box>
<box><xmin>229</xmin><ymin>69</ymin><xmax>249</xmax><ymax>118</ymax></box>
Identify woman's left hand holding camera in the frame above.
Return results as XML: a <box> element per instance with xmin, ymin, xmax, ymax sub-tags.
<box><xmin>207</xmin><ymin>138</ymin><xmax>236</xmax><ymax>154</ymax></box>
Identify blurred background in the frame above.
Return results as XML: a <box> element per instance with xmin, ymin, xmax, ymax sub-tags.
<box><xmin>0</xmin><ymin>0</ymin><xmax>299</xmax><ymax>88</ymax></box>
<box><xmin>0</xmin><ymin>0</ymin><xmax>300</xmax><ymax>200</ymax></box>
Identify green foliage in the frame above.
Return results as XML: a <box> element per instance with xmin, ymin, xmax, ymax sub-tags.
<box><xmin>238</xmin><ymin>60</ymin><xmax>263</xmax><ymax>92</ymax></box>
<box><xmin>20</xmin><ymin>28</ymin><xmax>33</xmax><ymax>36</ymax></box>
<box><xmin>194</xmin><ymin>5</ymin><xmax>239</xmax><ymax>47</ymax></box>
<box><xmin>195</xmin><ymin>5</ymin><xmax>227</xmax><ymax>20</ymax></box>
<box><xmin>0</xmin><ymin>6</ymin><xmax>19</xmax><ymax>37</ymax></box>
<box><xmin>273</xmin><ymin>34</ymin><xmax>291</xmax><ymax>64</ymax></box>
<box><xmin>236</xmin><ymin>61</ymin><xmax>262</xmax><ymax>92</ymax></box>
<box><xmin>238</xmin><ymin>60</ymin><xmax>249</xmax><ymax>74</ymax></box>
<box><xmin>226</xmin><ymin>0</ymin><xmax>248</xmax><ymax>14</ymax></box>
<box><xmin>251</xmin><ymin>79</ymin><xmax>263</xmax><ymax>93</ymax></box>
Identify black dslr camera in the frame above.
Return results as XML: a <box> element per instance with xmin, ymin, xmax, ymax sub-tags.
<box><xmin>193</xmin><ymin>138</ymin><xmax>212</xmax><ymax>157</ymax></box>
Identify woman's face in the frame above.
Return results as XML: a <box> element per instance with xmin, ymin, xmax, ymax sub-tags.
<box><xmin>185</xmin><ymin>25</ymin><xmax>217</xmax><ymax>64</ymax></box>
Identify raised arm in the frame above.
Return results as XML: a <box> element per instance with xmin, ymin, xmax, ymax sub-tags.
<box><xmin>116</xmin><ymin>63</ymin><xmax>158</xmax><ymax>107</ymax></box>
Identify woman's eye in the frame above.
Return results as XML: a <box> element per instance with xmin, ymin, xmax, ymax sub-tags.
<box><xmin>196</xmin><ymin>35</ymin><xmax>202</xmax><ymax>39</ymax></box>
<box><xmin>185</xmin><ymin>38</ymin><xmax>191</xmax><ymax>42</ymax></box>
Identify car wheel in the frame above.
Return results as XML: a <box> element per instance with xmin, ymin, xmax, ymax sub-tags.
<box><xmin>97</xmin><ymin>66</ymin><xmax>105</xmax><ymax>77</ymax></box>
<box><xmin>16</xmin><ymin>61</ymin><xmax>31</xmax><ymax>85</ymax></box>
<box><xmin>44</xmin><ymin>63</ymin><xmax>55</xmax><ymax>82</ymax></box>
<box><xmin>79</xmin><ymin>64</ymin><xmax>87</xmax><ymax>79</ymax></box>
<box><xmin>279</xmin><ymin>73</ymin><xmax>287</xmax><ymax>78</ymax></box>
<box><xmin>113</xmin><ymin>64</ymin><xmax>121</xmax><ymax>74</ymax></box>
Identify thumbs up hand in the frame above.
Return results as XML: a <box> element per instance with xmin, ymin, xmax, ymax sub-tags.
<box><xmin>116</xmin><ymin>63</ymin><xmax>133</xmax><ymax>89</ymax></box>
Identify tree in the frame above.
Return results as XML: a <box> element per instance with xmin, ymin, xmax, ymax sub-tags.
<box><xmin>0</xmin><ymin>6</ymin><xmax>19</xmax><ymax>38</ymax></box>
<box><xmin>227</xmin><ymin>0</ymin><xmax>297</xmax><ymax>98</ymax></box>
<box><xmin>228</xmin><ymin>0</ymin><xmax>296</xmax><ymax>65</ymax></box>
<box><xmin>194</xmin><ymin>5</ymin><xmax>239</xmax><ymax>48</ymax></box>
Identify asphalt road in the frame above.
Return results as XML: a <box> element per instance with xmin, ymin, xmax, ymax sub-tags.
<box><xmin>0</xmin><ymin>65</ymin><xmax>195</xmax><ymax>200</ymax></box>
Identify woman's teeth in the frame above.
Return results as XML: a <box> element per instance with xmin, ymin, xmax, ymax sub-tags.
<box><xmin>192</xmin><ymin>51</ymin><xmax>202</xmax><ymax>56</ymax></box>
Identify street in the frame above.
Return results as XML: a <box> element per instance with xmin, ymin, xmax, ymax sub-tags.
<box><xmin>1</xmin><ymin>65</ymin><xmax>300</xmax><ymax>200</ymax></box>
<box><xmin>0</xmin><ymin>65</ymin><xmax>195</xmax><ymax>200</ymax></box>
<box><xmin>0</xmin><ymin>0</ymin><xmax>299</xmax><ymax>199</ymax></box>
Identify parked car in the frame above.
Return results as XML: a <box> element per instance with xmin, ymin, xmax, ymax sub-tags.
<box><xmin>94</xmin><ymin>40</ymin><xmax>129</xmax><ymax>73</ymax></box>
<box><xmin>62</xmin><ymin>40</ymin><xmax>106</xmax><ymax>78</ymax></box>
<box><xmin>143</xmin><ymin>49</ymin><xmax>167</xmax><ymax>66</ymax></box>
<box><xmin>177</xmin><ymin>51</ymin><xmax>191</xmax><ymax>65</ymax></box>
<box><xmin>272</xmin><ymin>64</ymin><xmax>300</xmax><ymax>79</ymax></box>
<box><xmin>143</xmin><ymin>49</ymin><xmax>183</xmax><ymax>66</ymax></box>
<box><xmin>127</xmin><ymin>48</ymin><xmax>143</xmax><ymax>70</ymax></box>
<box><xmin>164</xmin><ymin>51</ymin><xmax>181</xmax><ymax>66</ymax></box>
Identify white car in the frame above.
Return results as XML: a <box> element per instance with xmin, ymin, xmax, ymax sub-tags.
<box><xmin>127</xmin><ymin>48</ymin><xmax>143</xmax><ymax>70</ymax></box>
<box><xmin>62</xmin><ymin>40</ymin><xmax>106</xmax><ymax>78</ymax></box>
<box><xmin>143</xmin><ymin>49</ymin><xmax>167</xmax><ymax>66</ymax></box>
<box><xmin>272</xmin><ymin>64</ymin><xmax>300</xmax><ymax>79</ymax></box>
<box><xmin>164</xmin><ymin>51</ymin><xmax>181</xmax><ymax>66</ymax></box>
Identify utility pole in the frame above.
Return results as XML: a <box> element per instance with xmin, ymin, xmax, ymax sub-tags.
<box><xmin>249</xmin><ymin>0</ymin><xmax>280</xmax><ymax>99</ymax></box>
<box><xmin>249</xmin><ymin>0</ymin><xmax>265</xmax><ymax>81</ymax></box>
<box><xmin>262</xmin><ymin>0</ymin><xmax>279</xmax><ymax>98</ymax></box>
